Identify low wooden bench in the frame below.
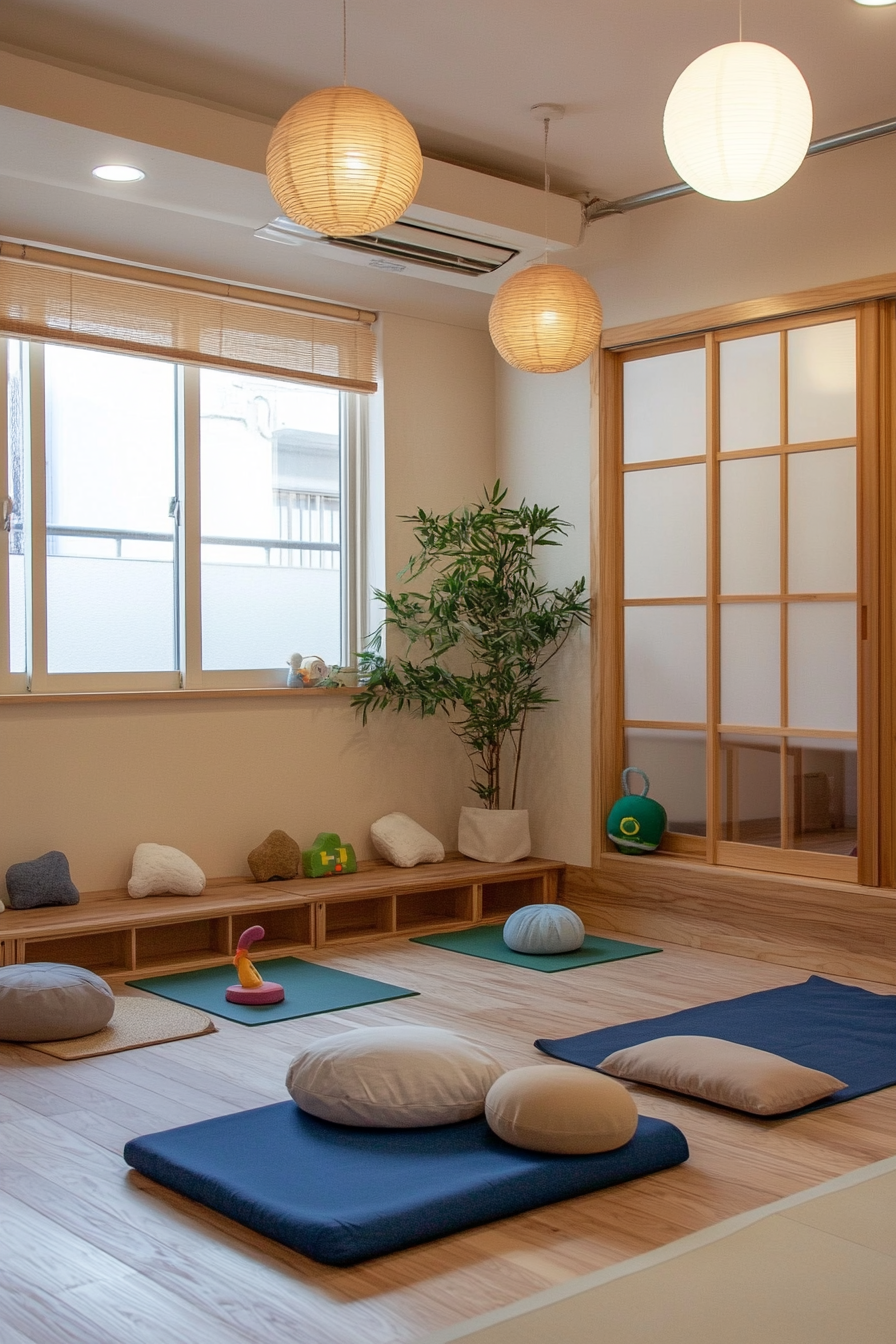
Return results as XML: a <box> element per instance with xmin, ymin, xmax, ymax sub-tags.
<box><xmin>0</xmin><ymin>855</ymin><xmax>565</xmax><ymax>978</ymax></box>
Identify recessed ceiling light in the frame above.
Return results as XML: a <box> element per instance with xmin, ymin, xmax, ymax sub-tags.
<box><xmin>92</xmin><ymin>164</ymin><xmax>145</xmax><ymax>182</ymax></box>
<box><xmin>853</xmin><ymin>1</ymin><xmax>896</xmax><ymax>7</ymax></box>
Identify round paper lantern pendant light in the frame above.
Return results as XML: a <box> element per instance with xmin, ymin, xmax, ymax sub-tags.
<box><xmin>267</xmin><ymin>84</ymin><xmax>423</xmax><ymax>237</ymax></box>
<box><xmin>489</xmin><ymin>108</ymin><xmax>602</xmax><ymax>374</ymax></box>
<box><xmin>663</xmin><ymin>41</ymin><xmax>813</xmax><ymax>201</ymax></box>
<box><xmin>489</xmin><ymin>265</ymin><xmax>603</xmax><ymax>374</ymax></box>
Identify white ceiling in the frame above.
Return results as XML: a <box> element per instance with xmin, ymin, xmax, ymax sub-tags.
<box><xmin>0</xmin><ymin>0</ymin><xmax>894</xmax><ymax>326</ymax></box>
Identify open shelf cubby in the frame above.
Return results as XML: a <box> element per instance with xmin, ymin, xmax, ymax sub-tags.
<box><xmin>480</xmin><ymin>876</ymin><xmax>546</xmax><ymax>920</ymax></box>
<box><xmin>134</xmin><ymin>917</ymin><xmax>230</xmax><ymax>970</ymax></box>
<box><xmin>319</xmin><ymin>895</ymin><xmax>394</xmax><ymax>945</ymax></box>
<box><xmin>395</xmin><ymin>886</ymin><xmax>475</xmax><ymax>931</ymax></box>
<box><xmin>231</xmin><ymin>905</ymin><xmax>314</xmax><ymax>955</ymax></box>
<box><xmin>23</xmin><ymin>928</ymin><xmax>133</xmax><ymax>976</ymax></box>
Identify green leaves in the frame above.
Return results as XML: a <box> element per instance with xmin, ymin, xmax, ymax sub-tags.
<box><xmin>353</xmin><ymin>482</ymin><xmax>590</xmax><ymax>808</ymax></box>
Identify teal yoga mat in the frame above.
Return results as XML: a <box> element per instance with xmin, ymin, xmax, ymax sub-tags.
<box><xmin>127</xmin><ymin>957</ymin><xmax>418</xmax><ymax>1026</ymax></box>
<box><xmin>410</xmin><ymin>924</ymin><xmax>661</xmax><ymax>972</ymax></box>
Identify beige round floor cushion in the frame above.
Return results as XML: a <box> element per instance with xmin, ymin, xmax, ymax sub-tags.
<box><xmin>286</xmin><ymin>1025</ymin><xmax>505</xmax><ymax>1127</ymax></box>
<box><xmin>485</xmin><ymin>1065</ymin><xmax>639</xmax><ymax>1154</ymax></box>
<box><xmin>0</xmin><ymin>962</ymin><xmax>115</xmax><ymax>1042</ymax></box>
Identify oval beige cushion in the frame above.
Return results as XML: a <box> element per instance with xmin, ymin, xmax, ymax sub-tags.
<box><xmin>485</xmin><ymin>1064</ymin><xmax>639</xmax><ymax>1154</ymax></box>
<box><xmin>286</xmin><ymin>1026</ymin><xmax>505</xmax><ymax>1127</ymax></box>
<box><xmin>598</xmin><ymin>1035</ymin><xmax>846</xmax><ymax>1115</ymax></box>
<box><xmin>0</xmin><ymin>962</ymin><xmax>114</xmax><ymax>1042</ymax></box>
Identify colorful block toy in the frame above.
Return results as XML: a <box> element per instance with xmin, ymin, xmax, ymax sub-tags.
<box><xmin>302</xmin><ymin>832</ymin><xmax>358</xmax><ymax>878</ymax></box>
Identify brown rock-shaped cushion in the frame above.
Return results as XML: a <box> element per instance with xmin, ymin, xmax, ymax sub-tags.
<box><xmin>248</xmin><ymin>830</ymin><xmax>302</xmax><ymax>882</ymax></box>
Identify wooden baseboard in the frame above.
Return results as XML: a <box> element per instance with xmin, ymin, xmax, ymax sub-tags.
<box><xmin>564</xmin><ymin>854</ymin><xmax>896</xmax><ymax>986</ymax></box>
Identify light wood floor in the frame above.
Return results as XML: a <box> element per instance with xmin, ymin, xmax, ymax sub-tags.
<box><xmin>2</xmin><ymin>929</ymin><xmax>895</xmax><ymax>1344</ymax></box>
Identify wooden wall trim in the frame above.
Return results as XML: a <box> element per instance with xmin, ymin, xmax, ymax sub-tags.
<box><xmin>564</xmin><ymin>854</ymin><xmax>896</xmax><ymax>986</ymax></box>
<box><xmin>602</xmin><ymin>270</ymin><xmax>896</xmax><ymax>351</ymax></box>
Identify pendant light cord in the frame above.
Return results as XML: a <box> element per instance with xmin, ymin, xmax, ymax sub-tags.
<box><xmin>738</xmin><ymin>0</ymin><xmax>743</xmax><ymax>42</ymax></box>
<box><xmin>542</xmin><ymin>115</ymin><xmax>550</xmax><ymax>263</ymax></box>
<box><xmin>343</xmin><ymin>0</ymin><xmax>347</xmax><ymax>85</ymax></box>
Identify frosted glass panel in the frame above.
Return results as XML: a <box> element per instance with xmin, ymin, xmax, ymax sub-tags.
<box><xmin>625</xmin><ymin>605</ymin><xmax>706</xmax><ymax>722</ymax></box>
<box><xmin>720</xmin><ymin>734</ymin><xmax>781</xmax><ymax>846</ymax></box>
<box><xmin>720</xmin><ymin>604</ymin><xmax>780</xmax><ymax>726</ymax></box>
<box><xmin>625</xmin><ymin>728</ymin><xmax>706</xmax><ymax>835</ymax></box>
<box><xmin>785</xmin><ymin>737</ymin><xmax>857</xmax><ymax>856</ymax></box>
<box><xmin>7</xmin><ymin>339</ymin><xmax>27</xmax><ymax>673</ymax></box>
<box><xmin>788</xmin><ymin>447</ymin><xmax>856</xmax><ymax>594</ymax></box>
<box><xmin>44</xmin><ymin>346</ymin><xmax>176</xmax><ymax>673</ymax></box>
<box><xmin>200</xmin><ymin>369</ymin><xmax>342</xmax><ymax>670</ymax></box>
<box><xmin>720</xmin><ymin>456</ymin><xmax>779</xmax><ymax>594</ymax></box>
<box><xmin>623</xmin><ymin>348</ymin><xmax>706</xmax><ymax>464</ymax></box>
<box><xmin>788</xmin><ymin>602</ymin><xmax>856</xmax><ymax>730</ymax></box>
<box><xmin>787</xmin><ymin>321</ymin><xmax>856</xmax><ymax>444</ymax></box>
<box><xmin>624</xmin><ymin>464</ymin><xmax>705</xmax><ymax>598</ymax></box>
<box><xmin>720</xmin><ymin>333</ymin><xmax>780</xmax><ymax>452</ymax></box>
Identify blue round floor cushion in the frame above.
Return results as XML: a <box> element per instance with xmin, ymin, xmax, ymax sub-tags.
<box><xmin>503</xmin><ymin>904</ymin><xmax>586</xmax><ymax>955</ymax></box>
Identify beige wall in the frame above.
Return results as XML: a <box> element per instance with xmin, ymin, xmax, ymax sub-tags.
<box><xmin>0</xmin><ymin>313</ymin><xmax>496</xmax><ymax>892</ymax></box>
<box><xmin>495</xmin><ymin>357</ymin><xmax>593</xmax><ymax>867</ymax></box>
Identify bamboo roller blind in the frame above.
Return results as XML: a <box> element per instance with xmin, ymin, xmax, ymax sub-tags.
<box><xmin>0</xmin><ymin>243</ymin><xmax>378</xmax><ymax>392</ymax></box>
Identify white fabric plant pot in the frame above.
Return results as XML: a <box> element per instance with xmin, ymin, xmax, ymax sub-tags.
<box><xmin>457</xmin><ymin>807</ymin><xmax>531</xmax><ymax>863</ymax></box>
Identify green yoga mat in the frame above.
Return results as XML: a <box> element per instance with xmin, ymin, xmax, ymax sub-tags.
<box><xmin>410</xmin><ymin>924</ymin><xmax>661</xmax><ymax>973</ymax></box>
<box><xmin>127</xmin><ymin>957</ymin><xmax>418</xmax><ymax>1026</ymax></box>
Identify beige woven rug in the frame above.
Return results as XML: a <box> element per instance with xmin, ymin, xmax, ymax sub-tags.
<box><xmin>29</xmin><ymin>995</ymin><xmax>216</xmax><ymax>1059</ymax></box>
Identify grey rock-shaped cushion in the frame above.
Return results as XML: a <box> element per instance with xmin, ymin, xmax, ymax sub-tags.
<box><xmin>0</xmin><ymin>963</ymin><xmax>114</xmax><ymax>1042</ymax></box>
<box><xmin>503</xmin><ymin>904</ymin><xmax>585</xmax><ymax>955</ymax></box>
<box><xmin>5</xmin><ymin>851</ymin><xmax>79</xmax><ymax>910</ymax></box>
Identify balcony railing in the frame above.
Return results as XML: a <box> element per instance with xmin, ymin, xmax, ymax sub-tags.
<box><xmin>27</xmin><ymin>524</ymin><xmax>340</xmax><ymax>565</ymax></box>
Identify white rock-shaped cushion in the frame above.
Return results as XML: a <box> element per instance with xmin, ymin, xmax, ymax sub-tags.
<box><xmin>127</xmin><ymin>843</ymin><xmax>205</xmax><ymax>899</ymax></box>
<box><xmin>370</xmin><ymin>813</ymin><xmax>445</xmax><ymax>868</ymax></box>
<box><xmin>286</xmin><ymin>1025</ymin><xmax>504</xmax><ymax>1127</ymax></box>
<box><xmin>485</xmin><ymin>1065</ymin><xmax>639</xmax><ymax>1154</ymax></box>
<box><xmin>503</xmin><ymin>904</ymin><xmax>585</xmax><ymax>955</ymax></box>
<box><xmin>0</xmin><ymin>962</ymin><xmax>114</xmax><ymax>1042</ymax></box>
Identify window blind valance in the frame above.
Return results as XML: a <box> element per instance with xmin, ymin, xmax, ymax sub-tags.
<box><xmin>0</xmin><ymin>243</ymin><xmax>378</xmax><ymax>392</ymax></box>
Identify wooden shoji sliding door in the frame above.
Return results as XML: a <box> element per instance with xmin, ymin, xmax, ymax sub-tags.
<box><xmin>599</xmin><ymin>303</ymin><xmax>885</xmax><ymax>885</ymax></box>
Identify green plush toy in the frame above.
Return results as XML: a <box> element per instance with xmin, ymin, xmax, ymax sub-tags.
<box><xmin>606</xmin><ymin>768</ymin><xmax>667</xmax><ymax>855</ymax></box>
<box><xmin>301</xmin><ymin>832</ymin><xmax>358</xmax><ymax>878</ymax></box>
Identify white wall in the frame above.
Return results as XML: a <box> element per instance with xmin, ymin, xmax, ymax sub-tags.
<box><xmin>495</xmin><ymin>357</ymin><xmax>592</xmax><ymax>866</ymax></box>
<box><xmin>0</xmin><ymin>312</ymin><xmax>496</xmax><ymax>891</ymax></box>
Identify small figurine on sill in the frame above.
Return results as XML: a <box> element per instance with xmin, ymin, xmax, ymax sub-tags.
<box><xmin>287</xmin><ymin>653</ymin><xmax>330</xmax><ymax>687</ymax></box>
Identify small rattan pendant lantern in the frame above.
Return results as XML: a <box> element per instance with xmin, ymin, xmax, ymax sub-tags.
<box><xmin>489</xmin><ymin>109</ymin><xmax>602</xmax><ymax>374</ymax></box>
<box><xmin>266</xmin><ymin>4</ymin><xmax>422</xmax><ymax>238</ymax></box>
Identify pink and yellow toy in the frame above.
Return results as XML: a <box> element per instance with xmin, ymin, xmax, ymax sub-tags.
<box><xmin>225</xmin><ymin>925</ymin><xmax>285</xmax><ymax>1005</ymax></box>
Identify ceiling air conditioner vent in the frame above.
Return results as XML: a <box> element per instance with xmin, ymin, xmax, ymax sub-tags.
<box><xmin>255</xmin><ymin>215</ymin><xmax>519</xmax><ymax>278</ymax></box>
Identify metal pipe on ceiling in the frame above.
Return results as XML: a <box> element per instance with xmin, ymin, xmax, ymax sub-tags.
<box><xmin>584</xmin><ymin>114</ymin><xmax>896</xmax><ymax>222</ymax></box>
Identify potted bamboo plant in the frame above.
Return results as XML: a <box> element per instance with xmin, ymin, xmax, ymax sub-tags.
<box><xmin>353</xmin><ymin>483</ymin><xmax>590</xmax><ymax>862</ymax></box>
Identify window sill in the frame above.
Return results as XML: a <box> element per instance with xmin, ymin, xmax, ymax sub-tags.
<box><xmin>0</xmin><ymin>685</ymin><xmax>360</xmax><ymax>706</ymax></box>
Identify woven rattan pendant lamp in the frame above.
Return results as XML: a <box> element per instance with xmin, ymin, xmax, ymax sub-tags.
<box><xmin>489</xmin><ymin>109</ymin><xmax>602</xmax><ymax>374</ymax></box>
<box><xmin>266</xmin><ymin>2</ymin><xmax>423</xmax><ymax>238</ymax></box>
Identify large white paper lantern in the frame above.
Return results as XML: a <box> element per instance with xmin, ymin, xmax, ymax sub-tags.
<box><xmin>663</xmin><ymin>42</ymin><xmax>813</xmax><ymax>201</ymax></box>
<box><xmin>489</xmin><ymin>264</ymin><xmax>602</xmax><ymax>374</ymax></box>
<box><xmin>267</xmin><ymin>85</ymin><xmax>423</xmax><ymax>238</ymax></box>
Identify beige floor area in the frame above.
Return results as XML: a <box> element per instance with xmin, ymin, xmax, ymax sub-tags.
<box><xmin>423</xmin><ymin>1158</ymin><xmax>896</xmax><ymax>1344</ymax></box>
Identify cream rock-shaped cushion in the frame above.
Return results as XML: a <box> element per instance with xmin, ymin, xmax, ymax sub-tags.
<box><xmin>598</xmin><ymin>1036</ymin><xmax>846</xmax><ymax>1116</ymax></box>
<box><xmin>486</xmin><ymin>1065</ymin><xmax>639</xmax><ymax>1154</ymax></box>
<box><xmin>286</xmin><ymin>1025</ymin><xmax>504</xmax><ymax>1127</ymax></box>
<box><xmin>370</xmin><ymin>813</ymin><xmax>445</xmax><ymax>868</ymax></box>
<box><xmin>0</xmin><ymin>962</ymin><xmax>115</xmax><ymax>1042</ymax></box>
<box><xmin>127</xmin><ymin>843</ymin><xmax>206</xmax><ymax>899</ymax></box>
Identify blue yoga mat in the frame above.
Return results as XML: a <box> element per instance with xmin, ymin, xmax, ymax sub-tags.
<box><xmin>124</xmin><ymin>1102</ymin><xmax>688</xmax><ymax>1265</ymax></box>
<box><xmin>536</xmin><ymin>975</ymin><xmax>896</xmax><ymax>1113</ymax></box>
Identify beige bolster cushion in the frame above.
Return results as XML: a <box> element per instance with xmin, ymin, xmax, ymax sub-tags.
<box><xmin>485</xmin><ymin>1064</ymin><xmax>639</xmax><ymax>1154</ymax></box>
<box><xmin>599</xmin><ymin>1035</ymin><xmax>846</xmax><ymax>1115</ymax></box>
